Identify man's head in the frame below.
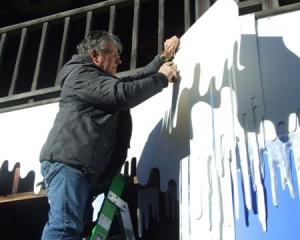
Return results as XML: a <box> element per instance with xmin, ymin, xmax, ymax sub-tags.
<box><xmin>76</xmin><ymin>31</ymin><xmax>122</xmax><ymax>76</ymax></box>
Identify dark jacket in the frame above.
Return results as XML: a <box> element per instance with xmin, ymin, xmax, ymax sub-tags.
<box><xmin>39</xmin><ymin>54</ymin><xmax>168</xmax><ymax>181</ymax></box>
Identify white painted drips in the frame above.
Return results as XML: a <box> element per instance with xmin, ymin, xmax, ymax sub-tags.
<box><xmin>1</xmin><ymin>1</ymin><xmax>300</xmax><ymax>240</ymax></box>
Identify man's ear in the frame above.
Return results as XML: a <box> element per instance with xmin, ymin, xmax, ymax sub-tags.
<box><xmin>90</xmin><ymin>50</ymin><xmax>99</xmax><ymax>64</ymax></box>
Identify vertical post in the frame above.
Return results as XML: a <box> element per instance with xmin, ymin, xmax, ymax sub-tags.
<box><xmin>109</xmin><ymin>5</ymin><xmax>116</xmax><ymax>33</ymax></box>
<box><xmin>9</xmin><ymin>28</ymin><xmax>28</xmax><ymax>96</ymax></box>
<box><xmin>195</xmin><ymin>0</ymin><xmax>200</xmax><ymax>21</ymax></box>
<box><xmin>262</xmin><ymin>0</ymin><xmax>279</xmax><ymax>10</ymax></box>
<box><xmin>158</xmin><ymin>0</ymin><xmax>165</xmax><ymax>54</ymax></box>
<box><xmin>184</xmin><ymin>0</ymin><xmax>191</xmax><ymax>31</ymax></box>
<box><xmin>271</xmin><ymin>0</ymin><xmax>280</xmax><ymax>8</ymax></box>
<box><xmin>262</xmin><ymin>0</ymin><xmax>270</xmax><ymax>9</ymax></box>
<box><xmin>199</xmin><ymin>0</ymin><xmax>210</xmax><ymax>17</ymax></box>
<box><xmin>12</xmin><ymin>163</ymin><xmax>20</xmax><ymax>194</ymax></box>
<box><xmin>85</xmin><ymin>11</ymin><xmax>93</xmax><ymax>37</ymax></box>
<box><xmin>0</xmin><ymin>33</ymin><xmax>7</xmax><ymax>71</ymax></box>
<box><xmin>32</xmin><ymin>22</ymin><xmax>48</xmax><ymax>91</ymax></box>
<box><xmin>56</xmin><ymin>17</ymin><xmax>70</xmax><ymax>84</ymax></box>
<box><xmin>130</xmin><ymin>0</ymin><xmax>140</xmax><ymax>70</ymax></box>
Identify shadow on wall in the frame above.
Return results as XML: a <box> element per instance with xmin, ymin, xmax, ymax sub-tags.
<box><xmin>136</xmin><ymin>33</ymin><xmax>300</xmax><ymax>195</ymax></box>
<box><xmin>0</xmin><ymin>160</ymin><xmax>36</xmax><ymax>195</ymax></box>
<box><xmin>0</xmin><ymin>161</ymin><xmax>48</xmax><ymax>240</ymax></box>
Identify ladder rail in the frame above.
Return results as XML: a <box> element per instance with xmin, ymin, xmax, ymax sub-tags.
<box><xmin>89</xmin><ymin>174</ymin><xmax>135</xmax><ymax>240</ymax></box>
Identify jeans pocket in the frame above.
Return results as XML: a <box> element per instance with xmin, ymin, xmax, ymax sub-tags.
<box><xmin>41</xmin><ymin>161</ymin><xmax>63</xmax><ymax>189</ymax></box>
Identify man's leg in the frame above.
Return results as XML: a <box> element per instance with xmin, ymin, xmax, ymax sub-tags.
<box><xmin>41</xmin><ymin>161</ymin><xmax>91</xmax><ymax>240</ymax></box>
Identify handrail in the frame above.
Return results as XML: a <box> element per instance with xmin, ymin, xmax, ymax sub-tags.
<box><xmin>0</xmin><ymin>0</ymin><xmax>129</xmax><ymax>34</ymax></box>
<box><xmin>0</xmin><ymin>0</ymin><xmax>136</xmax><ymax>112</ymax></box>
<box><xmin>255</xmin><ymin>2</ymin><xmax>300</xmax><ymax>18</ymax></box>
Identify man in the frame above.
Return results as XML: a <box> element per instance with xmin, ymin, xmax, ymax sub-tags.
<box><xmin>40</xmin><ymin>30</ymin><xmax>179</xmax><ymax>239</ymax></box>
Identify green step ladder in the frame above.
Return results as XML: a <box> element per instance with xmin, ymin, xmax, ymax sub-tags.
<box><xmin>89</xmin><ymin>174</ymin><xmax>136</xmax><ymax>240</ymax></box>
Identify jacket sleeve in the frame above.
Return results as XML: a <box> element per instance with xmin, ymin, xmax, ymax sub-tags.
<box><xmin>63</xmin><ymin>65</ymin><xmax>168</xmax><ymax>112</ymax></box>
<box><xmin>120</xmin><ymin>55</ymin><xmax>164</xmax><ymax>82</ymax></box>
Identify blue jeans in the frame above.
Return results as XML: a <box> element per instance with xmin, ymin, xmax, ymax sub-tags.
<box><xmin>41</xmin><ymin>161</ymin><xmax>93</xmax><ymax>240</ymax></box>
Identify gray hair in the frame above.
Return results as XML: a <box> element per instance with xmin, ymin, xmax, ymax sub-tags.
<box><xmin>76</xmin><ymin>30</ymin><xmax>122</xmax><ymax>56</ymax></box>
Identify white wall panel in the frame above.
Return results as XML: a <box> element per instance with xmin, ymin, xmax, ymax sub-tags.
<box><xmin>1</xmin><ymin>1</ymin><xmax>300</xmax><ymax>239</ymax></box>
<box><xmin>0</xmin><ymin>103</ymin><xmax>58</xmax><ymax>193</ymax></box>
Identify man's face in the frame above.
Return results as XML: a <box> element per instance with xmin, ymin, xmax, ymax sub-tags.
<box><xmin>91</xmin><ymin>41</ymin><xmax>122</xmax><ymax>76</ymax></box>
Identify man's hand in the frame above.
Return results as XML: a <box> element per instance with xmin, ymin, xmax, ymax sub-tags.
<box><xmin>162</xmin><ymin>36</ymin><xmax>180</xmax><ymax>61</ymax></box>
<box><xmin>159</xmin><ymin>61</ymin><xmax>178</xmax><ymax>83</ymax></box>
